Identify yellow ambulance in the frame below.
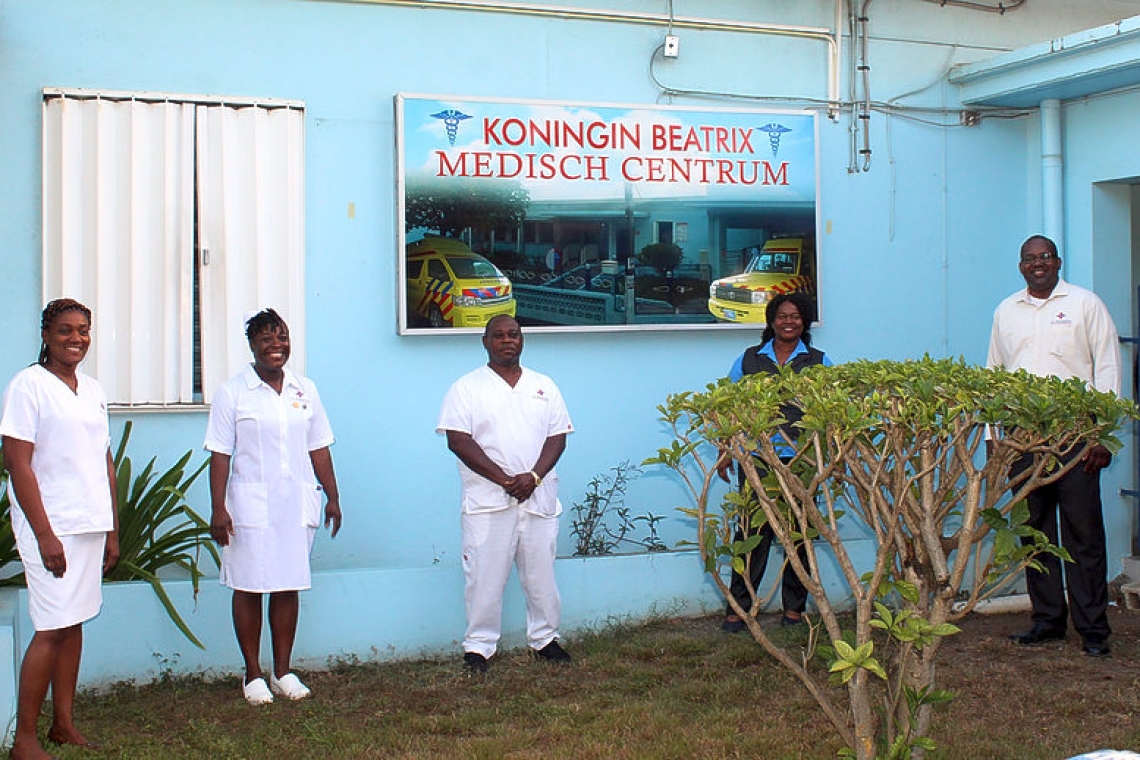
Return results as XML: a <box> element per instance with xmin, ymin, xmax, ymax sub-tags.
<box><xmin>706</xmin><ymin>238</ymin><xmax>815</xmax><ymax>323</ymax></box>
<box><xmin>406</xmin><ymin>236</ymin><xmax>516</xmax><ymax>328</ymax></box>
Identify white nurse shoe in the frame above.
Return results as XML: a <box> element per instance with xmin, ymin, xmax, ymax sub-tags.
<box><xmin>242</xmin><ymin>676</ymin><xmax>274</xmax><ymax>705</ymax></box>
<box><xmin>269</xmin><ymin>672</ymin><xmax>311</xmax><ymax>701</ymax></box>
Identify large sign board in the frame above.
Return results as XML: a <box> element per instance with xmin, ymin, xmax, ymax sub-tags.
<box><xmin>396</xmin><ymin>94</ymin><xmax>819</xmax><ymax>333</ymax></box>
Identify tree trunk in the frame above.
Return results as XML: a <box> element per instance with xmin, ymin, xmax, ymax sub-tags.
<box><xmin>849</xmin><ymin>670</ymin><xmax>878</xmax><ymax>760</ymax></box>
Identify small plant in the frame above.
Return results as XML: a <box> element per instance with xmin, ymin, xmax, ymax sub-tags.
<box><xmin>0</xmin><ymin>421</ymin><xmax>219</xmax><ymax>648</ymax></box>
<box><xmin>637</xmin><ymin>241</ymin><xmax>683</xmax><ymax>276</ymax></box>
<box><xmin>569</xmin><ymin>462</ymin><xmax>668</xmax><ymax>556</ymax></box>
<box><xmin>0</xmin><ymin>449</ymin><xmax>21</xmax><ymax>583</ymax></box>
<box><xmin>152</xmin><ymin>650</ymin><xmax>183</xmax><ymax>682</ymax></box>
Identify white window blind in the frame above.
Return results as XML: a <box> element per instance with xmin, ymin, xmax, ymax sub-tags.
<box><xmin>42</xmin><ymin>92</ymin><xmax>306</xmax><ymax>405</ymax></box>
<box><xmin>196</xmin><ymin>105</ymin><xmax>307</xmax><ymax>399</ymax></box>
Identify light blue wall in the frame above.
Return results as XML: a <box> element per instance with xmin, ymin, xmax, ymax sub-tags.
<box><xmin>7</xmin><ymin>552</ymin><xmax>723</xmax><ymax>685</ymax></box>
<box><xmin>2</xmin><ymin>0</ymin><xmax>1139</xmax><ymax>701</ymax></box>
<box><xmin>1060</xmin><ymin>91</ymin><xmax>1140</xmax><ymax>560</ymax></box>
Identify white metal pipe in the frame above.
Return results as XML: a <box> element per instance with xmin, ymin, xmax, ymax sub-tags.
<box><xmin>951</xmin><ymin>593</ymin><xmax>1032</xmax><ymax>615</ymax></box>
<box><xmin>858</xmin><ymin>0</ymin><xmax>873</xmax><ymax>171</ymax></box>
<box><xmin>1041</xmin><ymin>98</ymin><xmax>1064</xmax><ymax>246</ymax></box>
<box><xmin>322</xmin><ymin>0</ymin><xmax>841</xmax><ymax>106</ymax></box>
<box><xmin>848</xmin><ymin>0</ymin><xmax>860</xmax><ymax>172</ymax></box>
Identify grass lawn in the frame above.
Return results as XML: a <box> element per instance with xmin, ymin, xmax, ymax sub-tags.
<box><xmin>21</xmin><ymin>608</ymin><xmax>1140</xmax><ymax>759</ymax></box>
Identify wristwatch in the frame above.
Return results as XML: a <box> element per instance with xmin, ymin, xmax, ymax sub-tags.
<box><xmin>529</xmin><ymin>470</ymin><xmax>543</xmax><ymax>486</ymax></box>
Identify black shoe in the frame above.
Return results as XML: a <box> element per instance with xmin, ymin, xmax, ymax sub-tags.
<box><xmin>720</xmin><ymin>616</ymin><xmax>747</xmax><ymax>634</ymax></box>
<box><xmin>463</xmin><ymin>652</ymin><xmax>488</xmax><ymax>673</ymax></box>
<box><xmin>781</xmin><ymin>614</ymin><xmax>806</xmax><ymax>627</ymax></box>
<box><xmin>1082</xmin><ymin>636</ymin><xmax>1111</xmax><ymax>657</ymax></box>
<box><xmin>534</xmin><ymin>640</ymin><xmax>572</xmax><ymax>663</ymax></box>
<box><xmin>1009</xmin><ymin>624</ymin><xmax>1066</xmax><ymax>646</ymax></box>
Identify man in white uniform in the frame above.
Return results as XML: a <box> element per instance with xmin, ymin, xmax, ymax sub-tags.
<box><xmin>987</xmin><ymin>234</ymin><xmax>1121</xmax><ymax>658</ymax></box>
<box><xmin>437</xmin><ymin>314</ymin><xmax>574</xmax><ymax>672</ymax></box>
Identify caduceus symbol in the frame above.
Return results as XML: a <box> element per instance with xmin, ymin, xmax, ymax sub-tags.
<box><xmin>757</xmin><ymin>123</ymin><xmax>791</xmax><ymax>158</ymax></box>
<box><xmin>431</xmin><ymin>109</ymin><xmax>472</xmax><ymax>146</ymax></box>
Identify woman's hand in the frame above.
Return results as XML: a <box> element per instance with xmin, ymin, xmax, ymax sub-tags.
<box><xmin>37</xmin><ymin>532</ymin><xmax>66</xmax><ymax>578</ymax></box>
<box><xmin>324</xmin><ymin>497</ymin><xmax>342</xmax><ymax>538</ymax></box>
<box><xmin>208</xmin><ymin>452</ymin><xmax>234</xmax><ymax>546</ymax></box>
<box><xmin>103</xmin><ymin>530</ymin><xmax>120</xmax><ymax>573</ymax></box>
<box><xmin>210</xmin><ymin>509</ymin><xmax>234</xmax><ymax>547</ymax></box>
<box><xmin>715</xmin><ymin>449</ymin><xmax>734</xmax><ymax>483</ymax></box>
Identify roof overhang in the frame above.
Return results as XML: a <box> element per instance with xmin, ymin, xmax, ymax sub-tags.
<box><xmin>949</xmin><ymin>15</ymin><xmax>1140</xmax><ymax>108</ymax></box>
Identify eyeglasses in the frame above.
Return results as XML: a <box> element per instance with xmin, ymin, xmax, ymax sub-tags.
<box><xmin>1020</xmin><ymin>253</ymin><xmax>1056</xmax><ymax>264</ymax></box>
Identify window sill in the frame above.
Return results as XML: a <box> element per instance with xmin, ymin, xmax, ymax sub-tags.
<box><xmin>108</xmin><ymin>404</ymin><xmax>209</xmax><ymax>415</ymax></box>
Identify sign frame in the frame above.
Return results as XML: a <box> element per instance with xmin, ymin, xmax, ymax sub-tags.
<box><xmin>395</xmin><ymin>93</ymin><xmax>821</xmax><ymax>334</ymax></box>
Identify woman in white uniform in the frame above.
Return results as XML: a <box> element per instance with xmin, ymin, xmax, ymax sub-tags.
<box><xmin>205</xmin><ymin>308</ymin><xmax>342</xmax><ymax>705</ymax></box>
<box><xmin>0</xmin><ymin>298</ymin><xmax>119</xmax><ymax>760</ymax></box>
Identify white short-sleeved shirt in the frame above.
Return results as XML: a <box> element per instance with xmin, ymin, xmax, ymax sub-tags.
<box><xmin>204</xmin><ymin>364</ymin><xmax>335</xmax><ymax>592</ymax></box>
<box><xmin>987</xmin><ymin>279</ymin><xmax>1121</xmax><ymax>395</ymax></box>
<box><xmin>437</xmin><ymin>365</ymin><xmax>573</xmax><ymax>517</ymax></box>
<box><xmin>0</xmin><ymin>365</ymin><xmax>114</xmax><ymax>536</ymax></box>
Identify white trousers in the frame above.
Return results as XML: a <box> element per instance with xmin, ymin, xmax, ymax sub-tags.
<box><xmin>461</xmin><ymin>506</ymin><xmax>561</xmax><ymax>658</ymax></box>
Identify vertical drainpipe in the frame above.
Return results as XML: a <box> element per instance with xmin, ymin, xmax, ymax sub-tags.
<box><xmin>1041</xmin><ymin>99</ymin><xmax>1064</xmax><ymax>252</ymax></box>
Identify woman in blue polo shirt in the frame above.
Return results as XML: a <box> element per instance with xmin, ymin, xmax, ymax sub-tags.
<box><xmin>717</xmin><ymin>292</ymin><xmax>832</xmax><ymax>633</ymax></box>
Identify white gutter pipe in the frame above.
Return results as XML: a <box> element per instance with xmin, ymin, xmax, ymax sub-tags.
<box><xmin>1041</xmin><ymin>98</ymin><xmax>1064</xmax><ymax>246</ymax></box>
<box><xmin>322</xmin><ymin>0</ymin><xmax>841</xmax><ymax>109</ymax></box>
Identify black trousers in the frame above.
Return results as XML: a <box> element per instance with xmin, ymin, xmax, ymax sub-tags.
<box><xmin>725</xmin><ymin>461</ymin><xmax>809</xmax><ymax>617</ymax></box>
<box><xmin>1015</xmin><ymin>454</ymin><xmax>1111</xmax><ymax>639</ymax></box>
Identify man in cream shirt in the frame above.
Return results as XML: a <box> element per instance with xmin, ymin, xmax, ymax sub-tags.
<box><xmin>987</xmin><ymin>234</ymin><xmax>1120</xmax><ymax>657</ymax></box>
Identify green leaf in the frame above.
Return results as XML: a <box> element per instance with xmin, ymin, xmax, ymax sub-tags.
<box><xmin>102</xmin><ymin>423</ymin><xmax>215</xmax><ymax>646</ymax></box>
<box><xmin>833</xmin><ymin>639</ymin><xmax>856</xmax><ymax>660</ymax></box>
<box><xmin>117</xmin><ymin>560</ymin><xmax>206</xmax><ymax>649</ymax></box>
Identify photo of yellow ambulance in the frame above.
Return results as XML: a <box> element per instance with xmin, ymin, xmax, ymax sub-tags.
<box><xmin>405</xmin><ymin>236</ymin><xmax>516</xmax><ymax>328</ymax></box>
<box><xmin>706</xmin><ymin>237</ymin><xmax>816</xmax><ymax>323</ymax></box>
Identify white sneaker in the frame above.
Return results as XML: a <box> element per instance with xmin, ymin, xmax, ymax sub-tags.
<box><xmin>242</xmin><ymin>677</ymin><xmax>274</xmax><ymax>705</ymax></box>
<box><xmin>269</xmin><ymin>672</ymin><xmax>311</xmax><ymax>701</ymax></box>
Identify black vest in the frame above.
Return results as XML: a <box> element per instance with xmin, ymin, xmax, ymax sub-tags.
<box><xmin>741</xmin><ymin>344</ymin><xmax>826</xmax><ymax>377</ymax></box>
<box><xmin>740</xmin><ymin>343</ymin><xmax>826</xmax><ymax>449</ymax></box>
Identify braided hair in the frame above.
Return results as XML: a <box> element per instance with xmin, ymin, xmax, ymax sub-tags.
<box><xmin>38</xmin><ymin>298</ymin><xmax>92</xmax><ymax>366</ymax></box>
<box><xmin>760</xmin><ymin>292</ymin><xmax>815</xmax><ymax>347</ymax></box>
<box><xmin>245</xmin><ymin>308</ymin><xmax>288</xmax><ymax>343</ymax></box>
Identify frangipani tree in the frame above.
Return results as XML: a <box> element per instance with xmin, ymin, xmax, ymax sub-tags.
<box><xmin>647</xmin><ymin>357</ymin><xmax>1134</xmax><ymax>759</ymax></box>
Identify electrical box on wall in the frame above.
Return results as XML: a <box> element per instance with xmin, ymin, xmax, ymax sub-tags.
<box><xmin>664</xmin><ymin>34</ymin><xmax>680</xmax><ymax>58</ymax></box>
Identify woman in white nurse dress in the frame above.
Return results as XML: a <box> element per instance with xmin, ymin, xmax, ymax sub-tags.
<box><xmin>0</xmin><ymin>298</ymin><xmax>119</xmax><ymax>759</ymax></box>
<box><xmin>205</xmin><ymin>308</ymin><xmax>342</xmax><ymax>705</ymax></box>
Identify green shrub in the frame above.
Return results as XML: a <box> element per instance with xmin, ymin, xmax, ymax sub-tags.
<box><xmin>637</xmin><ymin>241</ymin><xmax>683</xmax><ymax>275</ymax></box>
<box><xmin>648</xmin><ymin>356</ymin><xmax>1136</xmax><ymax>759</ymax></box>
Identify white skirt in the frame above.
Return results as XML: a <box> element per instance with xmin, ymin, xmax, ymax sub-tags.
<box><xmin>219</xmin><ymin>480</ymin><xmax>321</xmax><ymax>593</ymax></box>
<box><xmin>17</xmin><ymin>523</ymin><xmax>105</xmax><ymax>631</ymax></box>
<box><xmin>220</xmin><ymin>522</ymin><xmax>317</xmax><ymax>593</ymax></box>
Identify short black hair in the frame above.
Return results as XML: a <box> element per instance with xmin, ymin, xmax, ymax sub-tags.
<box><xmin>1020</xmin><ymin>234</ymin><xmax>1059</xmax><ymax>259</ymax></box>
<box><xmin>483</xmin><ymin>314</ymin><xmax>519</xmax><ymax>338</ymax></box>
<box><xmin>760</xmin><ymin>292</ymin><xmax>815</xmax><ymax>347</ymax></box>
<box><xmin>245</xmin><ymin>308</ymin><xmax>289</xmax><ymax>342</ymax></box>
<box><xmin>38</xmin><ymin>297</ymin><xmax>92</xmax><ymax>366</ymax></box>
